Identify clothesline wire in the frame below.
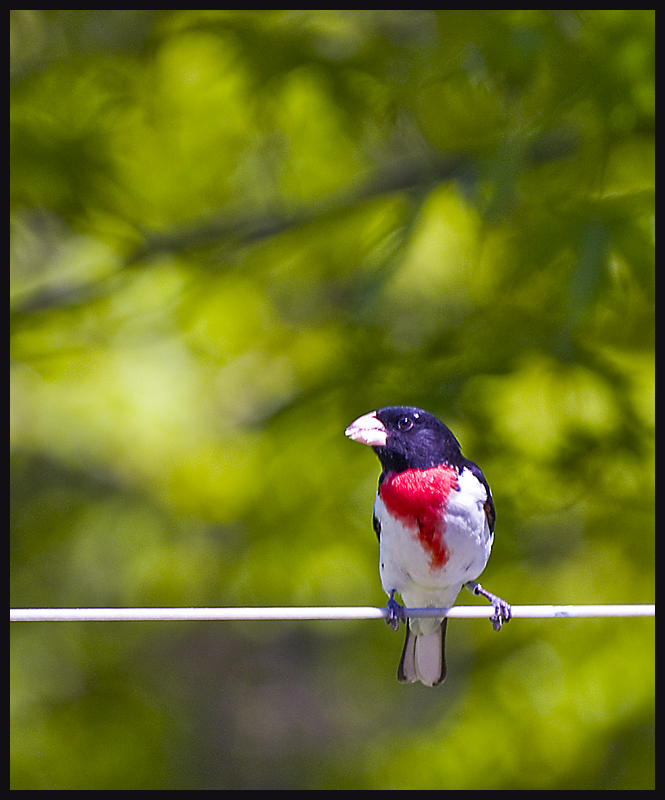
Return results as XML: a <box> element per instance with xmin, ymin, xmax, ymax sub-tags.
<box><xmin>10</xmin><ymin>604</ymin><xmax>654</xmax><ymax>622</ymax></box>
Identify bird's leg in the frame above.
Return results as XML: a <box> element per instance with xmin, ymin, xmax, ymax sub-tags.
<box><xmin>386</xmin><ymin>589</ymin><xmax>407</xmax><ymax>630</ymax></box>
<box><xmin>464</xmin><ymin>581</ymin><xmax>512</xmax><ymax>631</ymax></box>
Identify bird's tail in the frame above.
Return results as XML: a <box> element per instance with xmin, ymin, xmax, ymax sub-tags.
<box><xmin>398</xmin><ymin>618</ymin><xmax>447</xmax><ymax>686</ymax></box>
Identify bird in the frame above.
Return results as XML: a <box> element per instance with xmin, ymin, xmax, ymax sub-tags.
<box><xmin>345</xmin><ymin>406</ymin><xmax>510</xmax><ymax>686</ymax></box>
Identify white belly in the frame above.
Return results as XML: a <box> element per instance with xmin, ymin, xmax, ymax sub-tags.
<box><xmin>377</xmin><ymin>466</ymin><xmax>493</xmax><ymax>609</ymax></box>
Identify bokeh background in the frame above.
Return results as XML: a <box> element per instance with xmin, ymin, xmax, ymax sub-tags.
<box><xmin>11</xmin><ymin>10</ymin><xmax>654</xmax><ymax>790</ymax></box>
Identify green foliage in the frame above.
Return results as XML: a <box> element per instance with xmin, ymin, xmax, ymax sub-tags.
<box><xmin>11</xmin><ymin>10</ymin><xmax>653</xmax><ymax>790</ymax></box>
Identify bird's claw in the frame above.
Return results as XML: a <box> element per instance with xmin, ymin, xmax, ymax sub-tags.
<box><xmin>466</xmin><ymin>581</ymin><xmax>512</xmax><ymax>632</ymax></box>
<box><xmin>386</xmin><ymin>590</ymin><xmax>407</xmax><ymax>630</ymax></box>
<box><xmin>489</xmin><ymin>600</ymin><xmax>512</xmax><ymax>632</ymax></box>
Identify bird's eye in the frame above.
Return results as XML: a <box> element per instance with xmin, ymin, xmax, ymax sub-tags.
<box><xmin>398</xmin><ymin>416</ymin><xmax>413</xmax><ymax>431</ymax></box>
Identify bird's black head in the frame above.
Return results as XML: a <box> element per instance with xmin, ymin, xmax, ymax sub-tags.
<box><xmin>346</xmin><ymin>406</ymin><xmax>464</xmax><ymax>473</ymax></box>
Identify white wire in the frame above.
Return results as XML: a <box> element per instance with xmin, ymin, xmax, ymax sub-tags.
<box><xmin>9</xmin><ymin>604</ymin><xmax>655</xmax><ymax>622</ymax></box>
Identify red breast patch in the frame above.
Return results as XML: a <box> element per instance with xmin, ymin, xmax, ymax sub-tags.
<box><xmin>379</xmin><ymin>466</ymin><xmax>458</xmax><ymax>569</ymax></box>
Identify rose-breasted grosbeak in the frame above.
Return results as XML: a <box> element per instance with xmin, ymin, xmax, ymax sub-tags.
<box><xmin>345</xmin><ymin>406</ymin><xmax>510</xmax><ymax>686</ymax></box>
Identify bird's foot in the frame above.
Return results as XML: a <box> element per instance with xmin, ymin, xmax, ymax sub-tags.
<box><xmin>386</xmin><ymin>590</ymin><xmax>407</xmax><ymax>630</ymax></box>
<box><xmin>465</xmin><ymin>581</ymin><xmax>512</xmax><ymax>631</ymax></box>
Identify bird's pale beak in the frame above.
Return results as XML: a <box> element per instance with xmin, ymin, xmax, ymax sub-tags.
<box><xmin>345</xmin><ymin>411</ymin><xmax>388</xmax><ymax>447</ymax></box>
